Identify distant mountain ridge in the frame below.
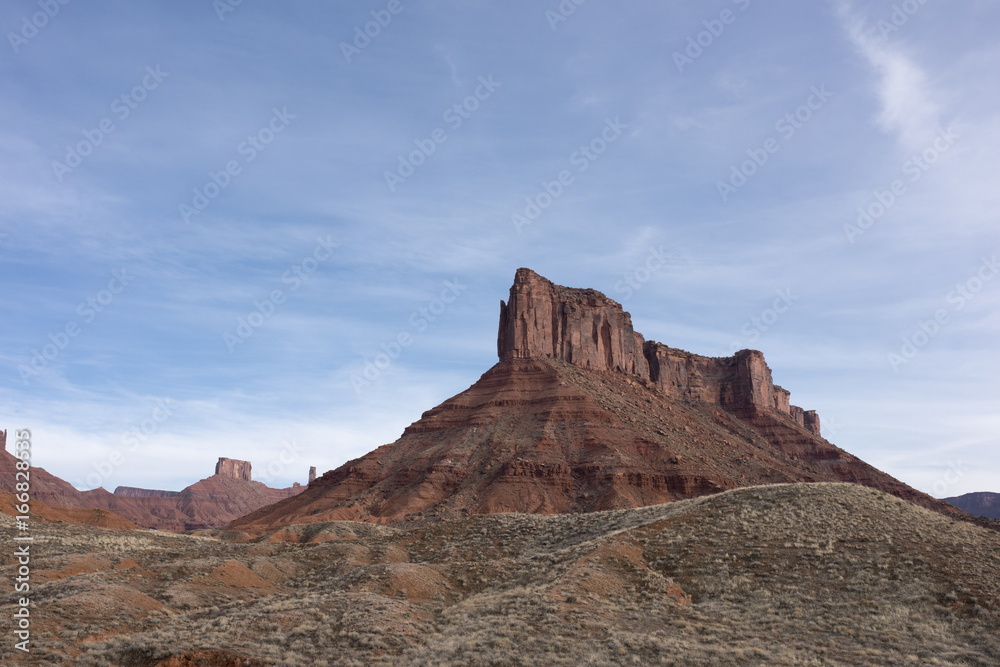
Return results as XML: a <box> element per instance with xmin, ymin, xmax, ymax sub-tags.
<box><xmin>113</xmin><ymin>486</ymin><xmax>179</xmax><ymax>498</ymax></box>
<box><xmin>946</xmin><ymin>492</ymin><xmax>1000</xmax><ymax>520</ymax></box>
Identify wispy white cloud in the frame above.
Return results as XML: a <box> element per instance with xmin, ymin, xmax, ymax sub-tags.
<box><xmin>833</xmin><ymin>0</ymin><xmax>943</xmax><ymax>150</ymax></box>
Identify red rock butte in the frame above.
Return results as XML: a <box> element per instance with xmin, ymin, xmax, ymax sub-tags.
<box><xmin>232</xmin><ymin>269</ymin><xmax>961</xmax><ymax>534</ymax></box>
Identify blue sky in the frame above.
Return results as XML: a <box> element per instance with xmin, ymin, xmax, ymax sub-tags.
<box><xmin>1</xmin><ymin>0</ymin><xmax>997</xmax><ymax>497</ymax></box>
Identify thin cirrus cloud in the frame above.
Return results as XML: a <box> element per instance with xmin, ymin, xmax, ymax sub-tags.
<box><xmin>834</xmin><ymin>0</ymin><xmax>943</xmax><ymax>150</ymax></box>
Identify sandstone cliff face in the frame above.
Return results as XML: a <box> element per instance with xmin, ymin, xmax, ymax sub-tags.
<box><xmin>803</xmin><ymin>410</ymin><xmax>820</xmax><ymax>435</ymax></box>
<box><xmin>216</xmin><ymin>457</ymin><xmax>252</xmax><ymax>482</ymax></box>
<box><xmin>500</xmin><ymin>269</ymin><xmax>818</xmax><ymax>435</ymax></box>
<box><xmin>498</xmin><ymin>268</ymin><xmax>649</xmax><ymax>377</ymax></box>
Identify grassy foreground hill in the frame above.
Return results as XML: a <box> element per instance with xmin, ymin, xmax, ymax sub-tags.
<box><xmin>2</xmin><ymin>482</ymin><xmax>999</xmax><ymax>665</ymax></box>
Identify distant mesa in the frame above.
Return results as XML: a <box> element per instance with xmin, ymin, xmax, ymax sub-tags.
<box><xmin>231</xmin><ymin>268</ymin><xmax>964</xmax><ymax>534</ymax></box>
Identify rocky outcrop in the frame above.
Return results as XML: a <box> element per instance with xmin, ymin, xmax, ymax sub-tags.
<box><xmin>216</xmin><ymin>457</ymin><xmax>252</xmax><ymax>482</ymax></box>
<box><xmin>113</xmin><ymin>486</ymin><xmax>179</xmax><ymax>498</ymax></box>
<box><xmin>0</xmin><ymin>428</ymin><xmax>6</xmax><ymax>451</ymax></box>
<box><xmin>803</xmin><ymin>410</ymin><xmax>821</xmax><ymax>435</ymax></box>
<box><xmin>309</xmin><ymin>466</ymin><xmax>317</xmax><ymax>483</ymax></box>
<box><xmin>500</xmin><ymin>268</ymin><xmax>818</xmax><ymax>435</ymax></box>
<box><xmin>230</xmin><ymin>269</ymin><xmax>963</xmax><ymax>533</ymax></box>
<box><xmin>498</xmin><ymin>268</ymin><xmax>649</xmax><ymax>376</ymax></box>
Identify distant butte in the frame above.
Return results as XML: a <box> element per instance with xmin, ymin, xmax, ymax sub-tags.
<box><xmin>0</xmin><ymin>448</ymin><xmax>310</xmax><ymax>531</ymax></box>
<box><xmin>215</xmin><ymin>457</ymin><xmax>252</xmax><ymax>482</ymax></box>
<box><xmin>231</xmin><ymin>269</ymin><xmax>964</xmax><ymax>534</ymax></box>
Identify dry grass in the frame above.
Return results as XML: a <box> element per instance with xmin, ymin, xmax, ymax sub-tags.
<box><xmin>2</xmin><ymin>482</ymin><xmax>998</xmax><ymax>665</ymax></box>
